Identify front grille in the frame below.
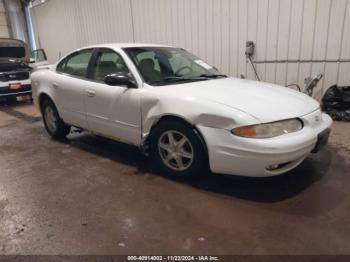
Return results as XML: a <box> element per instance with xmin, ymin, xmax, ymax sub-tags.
<box><xmin>0</xmin><ymin>71</ymin><xmax>30</xmax><ymax>82</ymax></box>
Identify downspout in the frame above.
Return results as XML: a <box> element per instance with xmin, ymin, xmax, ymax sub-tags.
<box><xmin>24</xmin><ymin>5</ymin><xmax>36</xmax><ymax>50</ymax></box>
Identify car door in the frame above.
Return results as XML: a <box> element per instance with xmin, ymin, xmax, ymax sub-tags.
<box><xmin>30</xmin><ymin>49</ymin><xmax>49</xmax><ymax>70</ymax></box>
<box><xmin>84</xmin><ymin>48</ymin><xmax>142</xmax><ymax>145</ymax></box>
<box><xmin>54</xmin><ymin>48</ymin><xmax>94</xmax><ymax>128</ymax></box>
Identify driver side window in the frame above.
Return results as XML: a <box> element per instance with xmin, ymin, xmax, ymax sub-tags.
<box><xmin>90</xmin><ymin>49</ymin><xmax>129</xmax><ymax>82</ymax></box>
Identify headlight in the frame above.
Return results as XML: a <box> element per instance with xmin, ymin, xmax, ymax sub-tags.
<box><xmin>231</xmin><ymin>119</ymin><xmax>303</xmax><ymax>138</ymax></box>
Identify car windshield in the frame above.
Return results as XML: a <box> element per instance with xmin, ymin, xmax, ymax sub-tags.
<box><xmin>123</xmin><ymin>47</ymin><xmax>226</xmax><ymax>86</ymax></box>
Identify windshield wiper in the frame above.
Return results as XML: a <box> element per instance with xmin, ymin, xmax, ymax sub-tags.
<box><xmin>199</xmin><ymin>74</ymin><xmax>227</xmax><ymax>78</ymax></box>
<box><xmin>149</xmin><ymin>76</ymin><xmax>209</xmax><ymax>85</ymax></box>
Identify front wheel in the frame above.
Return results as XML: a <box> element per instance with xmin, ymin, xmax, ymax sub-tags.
<box><xmin>151</xmin><ymin>121</ymin><xmax>207</xmax><ymax>178</ymax></box>
<box><xmin>42</xmin><ymin>99</ymin><xmax>70</xmax><ymax>139</ymax></box>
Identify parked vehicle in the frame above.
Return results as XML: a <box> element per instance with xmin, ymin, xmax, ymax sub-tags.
<box><xmin>0</xmin><ymin>38</ymin><xmax>48</xmax><ymax>102</ymax></box>
<box><xmin>31</xmin><ymin>43</ymin><xmax>332</xmax><ymax>178</ymax></box>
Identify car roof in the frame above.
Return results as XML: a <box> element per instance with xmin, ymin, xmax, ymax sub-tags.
<box><xmin>55</xmin><ymin>43</ymin><xmax>177</xmax><ymax>65</ymax></box>
<box><xmin>79</xmin><ymin>43</ymin><xmax>174</xmax><ymax>50</ymax></box>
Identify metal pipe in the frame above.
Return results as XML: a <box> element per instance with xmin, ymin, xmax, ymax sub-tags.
<box><xmin>248</xmin><ymin>56</ymin><xmax>260</xmax><ymax>81</ymax></box>
<box><xmin>24</xmin><ymin>6</ymin><xmax>36</xmax><ymax>50</ymax></box>
<box><xmin>3</xmin><ymin>0</ymin><xmax>29</xmax><ymax>43</ymax></box>
<box><xmin>253</xmin><ymin>59</ymin><xmax>350</xmax><ymax>64</ymax></box>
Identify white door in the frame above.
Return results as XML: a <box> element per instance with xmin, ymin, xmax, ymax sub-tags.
<box><xmin>84</xmin><ymin>48</ymin><xmax>142</xmax><ymax>145</ymax></box>
<box><xmin>54</xmin><ymin>48</ymin><xmax>94</xmax><ymax>129</ymax></box>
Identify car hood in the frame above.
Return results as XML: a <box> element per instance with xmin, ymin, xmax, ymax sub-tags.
<box><xmin>152</xmin><ymin>77</ymin><xmax>320</xmax><ymax>123</ymax></box>
<box><xmin>0</xmin><ymin>38</ymin><xmax>30</xmax><ymax>63</ymax></box>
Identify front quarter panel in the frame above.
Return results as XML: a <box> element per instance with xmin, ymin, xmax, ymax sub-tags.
<box><xmin>140</xmin><ymin>88</ymin><xmax>260</xmax><ymax>138</ymax></box>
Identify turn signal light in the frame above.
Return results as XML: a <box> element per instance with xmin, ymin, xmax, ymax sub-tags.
<box><xmin>232</xmin><ymin>126</ymin><xmax>257</xmax><ymax>137</ymax></box>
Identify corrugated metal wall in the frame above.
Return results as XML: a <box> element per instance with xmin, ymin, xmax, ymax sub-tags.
<box><xmin>4</xmin><ymin>0</ymin><xmax>29</xmax><ymax>43</ymax></box>
<box><xmin>0</xmin><ymin>0</ymin><xmax>10</xmax><ymax>38</ymax></box>
<box><xmin>31</xmin><ymin>0</ymin><xmax>350</xmax><ymax>99</ymax></box>
<box><xmin>31</xmin><ymin>0</ymin><xmax>133</xmax><ymax>62</ymax></box>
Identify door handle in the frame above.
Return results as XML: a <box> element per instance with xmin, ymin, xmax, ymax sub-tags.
<box><xmin>52</xmin><ymin>82</ymin><xmax>59</xmax><ymax>89</ymax></box>
<box><xmin>86</xmin><ymin>89</ymin><xmax>96</xmax><ymax>97</ymax></box>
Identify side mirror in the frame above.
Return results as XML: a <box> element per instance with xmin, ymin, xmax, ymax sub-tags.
<box><xmin>30</xmin><ymin>58</ymin><xmax>36</xmax><ymax>63</ymax></box>
<box><xmin>104</xmin><ymin>72</ymin><xmax>137</xmax><ymax>88</ymax></box>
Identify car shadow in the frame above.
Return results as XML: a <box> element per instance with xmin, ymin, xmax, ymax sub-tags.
<box><xmin>0</xmin><ymin>99</ymin><xmax>40</xmax><ymax>123</ymax></box>
<box><xmin>60</xmin><ymin>131</ymin><xmax>332</xmax><ymax>203</ymax></box>
<box><xmin>181</xmin><ymin>153</ymin><xmax>332</xmax><ymax>202</ymax></box>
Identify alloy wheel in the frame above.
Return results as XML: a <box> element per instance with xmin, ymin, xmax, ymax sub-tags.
<box><xmin>158</xmin><ymin>130</ymin><xmax>194</xmax><ymax>171</ymax></box>
<box><xmin>44</xmin><ymin>106</ymin><xmax>57</xmax><ymax>133</ymax></box>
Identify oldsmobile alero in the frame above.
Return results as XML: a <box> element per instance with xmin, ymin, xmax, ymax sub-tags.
<box><xmin>31</xmin><ymin>43</ymin><xmax>332</xmax><ymax>178</ymax></box>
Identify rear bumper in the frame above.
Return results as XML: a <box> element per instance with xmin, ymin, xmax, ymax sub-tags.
<box><xmin>197</xmin><ymin>111</ymin><xmax>333</xmax><ymax>177</ymax></box>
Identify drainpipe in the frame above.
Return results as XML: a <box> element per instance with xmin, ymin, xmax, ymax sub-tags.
<box><xmin>24</xmin><ymin>6</ymin><xmax>36</xmax><ymax>50</ymax></box>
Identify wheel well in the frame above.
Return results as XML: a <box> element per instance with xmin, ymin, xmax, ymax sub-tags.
<box><xmin>153</xmin><ymin>115</ymin><xmax>192</xmax><ymax>128</ymax></box>
<box><xmin>146</xmin><ymin>115</ymin><xmax>208</xmax><ymax>154</ymax></box>
<box><xmin>38</xmin><ymin>93</ymin><xmax>53</xmax><ymax>112</ymax></box>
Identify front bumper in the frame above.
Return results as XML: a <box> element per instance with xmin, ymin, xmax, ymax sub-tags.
<box><xmin>0</xmin><ymin>79</ymin><xmax>32</xmax><ymax>97</ymax></box>
<box><xmin>197</xmin><ymin>110</ymin><xmax>333</xmax><ymax>177</ymax></box>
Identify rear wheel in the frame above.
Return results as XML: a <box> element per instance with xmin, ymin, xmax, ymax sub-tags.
<box><xmin>151</xmin><ymin>121</ymin><xmax>207</xmax><ymax>178</ymax></box>
<box><xmin>42</xmin><ymin>99</ymin><xmax>70</xmax><ymax>139</ymax></box>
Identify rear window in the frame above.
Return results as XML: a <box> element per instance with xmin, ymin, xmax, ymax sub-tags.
<box><xmin>56</xmin><ymin>49</ymin><xmax>94</xmax><ymax>78</ymax></box>
<box><xmin>0</xmin><ymin>47</ymin><xmax>26</xmax><ymax>58</ymax></box>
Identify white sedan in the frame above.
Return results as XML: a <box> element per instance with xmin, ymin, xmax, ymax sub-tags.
<box><xmin>31</xmin><ymin>43</ymin><xmax>332</xmax><ymax>178</ymax></box>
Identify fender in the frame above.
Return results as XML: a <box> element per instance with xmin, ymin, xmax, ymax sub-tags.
<box><xmin>140</xmin><ymin>92</ymin><xmax>259</xmax><ymax>140</ymax></box>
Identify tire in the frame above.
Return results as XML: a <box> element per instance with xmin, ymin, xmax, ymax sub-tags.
<box><xmin>42</xmin><ymin>99</ymin><xmax>70</xmax><ymax>139</ymax></box>
<box><xmin>151</xmin><ymin>120</ymin><xmax>207</xmax><ymax>178</ymax></box>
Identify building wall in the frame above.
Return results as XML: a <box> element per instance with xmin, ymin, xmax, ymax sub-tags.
<box><xmin>31</xmin><ymin>0</ymin><xmax>350</xmax><ymax>100</ymax></box>
<box><xmin>4</xmin><ymin>0</ymin><xmax>29</xmax><ymax>43</ymax></box>
<box><xmin>0</xmin><ymin>0</ymin><xmax>10</xmax><ymax>38</ymax></box>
